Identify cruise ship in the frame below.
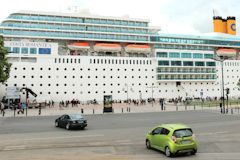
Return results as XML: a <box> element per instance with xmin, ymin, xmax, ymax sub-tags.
<box><xmin>0</xmin><ymin>10</ymin><xmax>239</xmax><ymax>102</ymax></box>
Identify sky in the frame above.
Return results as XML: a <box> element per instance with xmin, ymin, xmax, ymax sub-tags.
<box><xmin>0</xmin><ymin>0</ymin><xmax>240</xmax><ymax>35</ymax></box>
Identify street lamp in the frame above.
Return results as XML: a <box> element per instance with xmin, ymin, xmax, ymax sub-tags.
<box><xmin>212</xmin><ymin>56</ymin><xmax>227</xmax><ymax>114</ymax></box>
<box><xmin>146</xmin><ymin>83</ymin><xmax>158</xmax><ymax>107</ymax></box>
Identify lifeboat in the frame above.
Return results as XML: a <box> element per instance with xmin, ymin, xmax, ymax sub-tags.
<box><xmin>94</xmin><ymin>43</ymin><xmax>121</xmax><ymax>52</ymax></box>
<box><xmin>68</xmin><ymin>42</ymin><xmax>90</xmax><ymax>50</ymax></box>
<box><xmin>125</xmin><ymin>44</ymin><xmax>151</xmax><ymax>53</ymax></box>
<box><xmin>216</xmin><ymin>48</ymin><xmax>237</xmax><ymax>57</ymax></box>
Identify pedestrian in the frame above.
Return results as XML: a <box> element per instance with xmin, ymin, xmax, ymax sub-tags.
<box><xmin>39</xmin><ymin>103</ymin><xmax>41</xmax><ymax>115</ymax></box>
<box><xmin>0</xmin><ymin>102</ymin><xmax>5</xmax><ymax>116</ymax></box>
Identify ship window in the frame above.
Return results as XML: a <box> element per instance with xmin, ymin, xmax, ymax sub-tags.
<box><xmin>30</xmin><ymin>48</ymin><xmax>37</xmax><ymax>54</ymax></box>
<box><xmin>63</xmin><ymin>59</ymin><xmax>65</xmax><ymax>63</ymax></box>
<box><xmin>108</xmin><ymin>59</ymin><xmax>110</xmax><ymax>64</ymax></box>
<box><xmin>157</xmin><ymin>52</ymin><xmax>168</xmax><ymax>58</ymax></box>
<box><xmin>40</xmin><ymin>92</ymin><xmax>42</xmax><ymax>95</ymax></box>
<box><xmin>150</xmin><ymin>60</ymin><xmax>152</xmax><ymax>65</ymax></box>
<box><xmin>146</xmin><ymin>60</ymin><xmax>148</xmax><ymax>65</ymax></box>
<box><xmin>12</xmin><ymin>47</ymin><xmax>20</xmax><ymax>54</ymax></box>
<box><xmin>130</xmin><ymin>60</ymin><xmax>131</xmax><ymax>64</ymax></box>
<box><xmin>70</xmin><ymin>59</ymin><xmax>73</xmax><ymax>63</ymax></box>
<box><xmin>126</xmin><ymin>60</ymin><xmax>128</xmax><ymax>64</ymax></box>
<box><xmin>119</xmin><ymin>60</ymin><xmax>121</xmax><ymax>64</ymax></box>
<box><xmin>64</xmin><ymin>92</ymin><xmax>67</xmax><ymax>94</ymax></box>
<box><xmin>74</xmin><ymin>59</ymin><xmax>76</xmax><ymax>63</ymax></box>
<box><xmin>56</xmin><ymin>92</ymin><xmax>59</xmax><ymax>94</ymax></box>
<box><xmin>40</xmin><ymin>84</ymin><xmax>42</xmax><ymax>86</ymax></box>
<box><xmin>90</xmin><ymin>59</ymin><xmax>92</xmax><ymax>63</ymax></box>
<box><xmin>55</xmin><ymin>58</ymin><xmax>57</xmax><ymax>63</ymax></box>
<box><xmin>39</xmin><ymin>48</ymin><xmax>51</xmax><ymax>54</ymax></box>
<box><xmin>116</xmin><ymin>59</ymin><xmax>118</xmax><ymax>64</ymax></box>
<box><xmin>97</xmin><ymin>59</ymin><xmax>99</xmax><ymax>64</ymax></box>
<box><xmin>66</xmin><ymin>59</ymin><xmax>69</xmax><ymax>63</ymax></box>
<box><xmin>133</xmin><ymin>60</ymin><xmax>135</xmax><ymax>64</ymax></box>
<box><xmin>123</xmin><ymin>60</ymin><xmax>124</xmax><ymax>64</ymax></box>
<box><xmin>101</xmin><ymin>59</ymin><xmax>103</xmax><ymax>64</ymax></box>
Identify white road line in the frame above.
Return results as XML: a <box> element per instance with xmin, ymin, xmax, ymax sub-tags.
<box><xmin>3</xmin><ymin>145</ymin><xmax>26</xmax><ymax>151</ymax></box>
<box><xmin>197</xmin><ymin>131</ymin><xmax>229</xmax><ymax>136</ymax></box>
<box><xmin>23</xmin><ymin>134</ymin><xmax>104</xmax><ymax>141</ymax></box>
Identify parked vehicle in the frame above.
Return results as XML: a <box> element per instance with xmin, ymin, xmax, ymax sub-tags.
<box><xmin>146</xmin><ymin>124</ymin><xmax>197</xmax><ymax>157</ymax></box>
<box><xmin>55</xmin><ymin>114</ymin><xmax>87</xmax><ymax>130</ymax></box>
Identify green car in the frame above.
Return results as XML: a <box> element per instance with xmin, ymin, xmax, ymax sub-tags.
<box><xmin>146</xmin><ymin>124</ymin><xmax>197</xmax><ymax>157</ymax></box>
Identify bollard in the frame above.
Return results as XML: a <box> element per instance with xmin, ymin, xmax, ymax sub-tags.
<box><xmin>2</xmin><ymin>110</ymin><xmax>5</xmax><ymax>117</ymax></box>
<box><xmin>194</xmin><ymin>104</ymin><xmax>196</xmax><ymax>110</ymax></box>
<box><xmin>176</xmin><ymin>106</ymin><xmax>178</xmax><ymax>111</ymax></box>
<box><xmin>231</xmin><ymin>108</ymin><xmax>233</xmax><ymax>115</ymax></box>
<box><xmin>81</xmin><ymin>108</ymin><xmax>84</xmax><ymax>114</ymax></box>
<box><xmin>185</xmin><ymin>105</ymin><xmax>187</xmax><ymax>110</ymax></box>
<box><xmin>129</xmin><ymin>107</ymin><xmax>130</xmax><ymax>112</ymax></box>
<box><xmin>93</xmin><ymin>109</ymin><xmax>95</xmax><ymax>114</ymax></box>
<box><xmin>122</xmin><ymin>108</ymin><xmax>123</xmax><ymax>113</ymax></box>
<box><xmin>14</xmin><ymin>106</ymin><xmax>16</xmax><ymax>117</ymax></box>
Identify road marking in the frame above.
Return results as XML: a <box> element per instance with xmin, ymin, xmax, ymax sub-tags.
<box><xmin>197</xmin><ymin>131</ymin><xmax>228</xmax><ymax>136</ymax></box>
<box><xmin>3</xmin><ymin>145</ymin><xmax>26</xmax><ymax>151</ymax></box>
<box><xmin>23</xmin><ymin>134</ymin><xmax>104</xmax><ymax>141</ymax></box>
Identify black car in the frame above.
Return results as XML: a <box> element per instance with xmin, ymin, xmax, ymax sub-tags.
<box><xmin>55</xmin><ymin>114</ymin><xmax>87</xmax><ymax>130</ymax></box>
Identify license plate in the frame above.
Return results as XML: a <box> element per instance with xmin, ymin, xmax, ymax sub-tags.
<box><xmin>182</xmin><ymin>140</ymin><xmax>191</xmax><ymax>144</ymax></box>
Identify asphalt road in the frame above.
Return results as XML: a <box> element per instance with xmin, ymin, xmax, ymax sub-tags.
<box><xmin>1</xmin><ymin>110</ymin><xmax>240</xmax><ymax>160</ymax></box>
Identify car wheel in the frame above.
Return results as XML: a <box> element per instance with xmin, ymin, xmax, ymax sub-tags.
<box><xmin>165</xmin><ymin>146</ymin><xmax>172</xmax><ymax>157</ymax></box>
<box><xmin>66</xmin><ymin>123</ymin><xmax>70</xmax><ymax>130</ymax></box>
<box><xmin>146</xmin><ymin>139</ymin><xmax>151</xmax><ymax>149</ymax></box>
<box><xmin>191</xmin><ymin>149</ymin><xmax>197</xmax><ymax>155</ymax></box>
<box><xmin>55</xmin><ymin>121</ymin><xmax>59</xmax><ymax>127</ymax></box>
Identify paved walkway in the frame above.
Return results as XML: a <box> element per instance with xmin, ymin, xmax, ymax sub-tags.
<box><xmin>0</xmin><ymin>102</ymin><xmax>225</xmax><ymax>118</ymax></box>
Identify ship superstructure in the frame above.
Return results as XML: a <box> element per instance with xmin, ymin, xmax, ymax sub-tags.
<box><xmin>0</xmin><ymin>10</ymin><xmax>239</xmax><ymax>102</ymax></box>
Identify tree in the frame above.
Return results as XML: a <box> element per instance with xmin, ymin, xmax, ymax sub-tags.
<box><xmin>0</xmin><ymin>36</ymin><xmax>11</xmax><ymax>84</ymax></box>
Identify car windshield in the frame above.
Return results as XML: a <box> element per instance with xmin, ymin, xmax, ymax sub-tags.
<box><xmin>173</xmin><ymin>128</ymin><xmax>193</xmax><ymax>138</ymax></box>
<box><xmin>69</xmin><ymin>114</ymin><xmax>83</xmax><ymax>120</ymax></box>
